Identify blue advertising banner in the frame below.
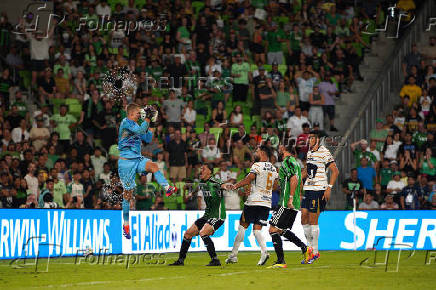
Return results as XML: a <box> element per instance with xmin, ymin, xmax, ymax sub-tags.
<box><xmin>0</xmin><ymin>209</ymin><xmax>122</xmax><ymax>259</ymax></box>
<box><xmin>319</xmin><ymin>210</ymin><xmax>436</xmax><ymax>250</ymax></box>
<box><xmin>1</xmin><ymin>209</ymin><xmax>435</xmax><ymax>259</ymax></box>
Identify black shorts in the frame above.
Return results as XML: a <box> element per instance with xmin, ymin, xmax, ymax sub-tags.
<box><xmin>194</xmin><ymin>216</ymin><xmax>225</xmax><ymax>232</ymax></box>
<box><xmin>269</xmin><ymin>206</ymin><xmax>298</xmax><ymax>230</ymax></box>
<box><xmin>240</xmin><ymin>205</ymin><xmax>270</xmax><ymax>226</ymax></box>
<box><xmin>323</xmin><ymin>105</ymin><xmax>335</xmax><ymax>120</ymax></box>
<box><xmin>301</xmin><ymin>190</ymin><xmax>327</xmax><ymax>213</ymax></box>
<box><xmin>299</xmin><ymin>101</ymin><xmax>310</xmax><ymax>112</ymax></box>
<box><xmin>32</xmin><ymin>60</ymin><xmax>46</xmax><ymax>72</ymax></box>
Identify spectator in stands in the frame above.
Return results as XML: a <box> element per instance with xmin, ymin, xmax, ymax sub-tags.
<box><xmin>419</xmin><ymin>148</ymin><xmax>436</xmax><ymax>179</ymax></box>
<box><xmin>229</xmin><ymin>105</ymin><xmax>243</xmax><ymax>127</ymax></box>
<box><xmin>380</xmin><ymin>194</ymin><xmax>399</xmax><ymax>210</ymax></box>
<box><xmin>11</xmin><ymin>119</ymin><xmax>29</xmax><ymax>144</ymax></box>
<box><xmin>400</xmin><ymin>176</ymin><xmax>423</xmax><ymax>210</ymax></box>
<box><xmin>351</xmin><ymin>139</ymin><xmax>376</xmax><ymax>168</ymax></box>
<box><xmin>29</xmin><ymin>117</ymin><xmax>50</xmax><ymax>151</ymax></box>
<box><xmin>162</xmin><ymin>90</ymin><xmax>185</xmax><ymax>130</ymax></box>
<box><xmin>231</xmin><ymin>52</ymin><xmax>251</xmax><ymax>102</ymax></box>
<box><xmin>66</xmin><ymin>171</ymin><xmax>83</xmax><ymax>208</ymax></box>
<box><xmin>308</xmin><ymin>86</ymin><xmax>324</xmax><ymax>130</ymax></box>
<box><xmin>136</xmin><ymin>175</ymin><xmax>153</xmax><ymax>211</ymax></box>
<box><xmin>287</xmin><ymin>106</ymin><xmax>310</xmax><ymax>137</ymax></box>
<box><xmin>50</xmin><ymin>105</ymin><xmax>78</xmax><ymax>150</ymax></box>
<box><xmin>402</xmin><ymin>43</ymin><xmax>422</xmax><ymax>77</ymax></box>
<box><xmin>202</xmin><ymin>137</ymin><xmax>221</xmax><ymax>166</ymax></box>
<box><xmin>399</xmin><ymin>149</ymin><xmax>417</xmax><ymax>175</ymax></box>
<box><xmin>357</xmin><ymin>157</ymin><xmax>376</xmax><ymax>193</ymax></box>
<box><xmin>359</xmin><ymin>193</ymin><xmax>379</xmax><ymax>210</ymax></box>
<box><xmin>319</xmin><ymin>71</ymin><xmax>339</xmax><ymax>131</ymax></box>
<box><xmin>24</xmin><ymin>162</ymin><xmax>38</xmax><ymax>197</ymax></box>
<box><xmin>295</xmin><ymin>69</ymin><xmax>319</xmax><ymax>112</ymax></box>
<box><xmin>400</xmin><ymin>76</ymin><xmax>422</xmax><ymax>106</ymax></box>
<box><xmin>232</xmin><ymin>139</ymin><xmax>251</xmax><ymax>169</ymax></box>
<box><xmin>369</xmin><ymin>118</ymin><xmax>388</xmax><ymax>152</ymax></box>
<box><xmin>342</xmin><ymin>168</ymin><xmax>365</xmax><ymax>210</ymax></box>
<box><xmin>99</xmin><ymin>163</ymin><xmax>111</xmax><ymax>185</ymax></box>
<box><xmin>166</xmin><ymin>129</ymin><xmax>187</xmax><ymax>183</ymax></box>
<box><xmin>386</xmin><ymin>171</ymin><xmax>405</xmax><ymax>205</ymax></box>
<box><xmin>215</xmin><ymin>161</ymin><xmax>240</xmax><ymax>210</ymax></box>
<box><xmin>211</xmin><ymin>101</ymin><xmax>227</xmax><ymax>127</ymax></box>
<box><xmin>182</xmin><ymin>100</ymin><xmax>196</xmax><ymax>127</ymax></box>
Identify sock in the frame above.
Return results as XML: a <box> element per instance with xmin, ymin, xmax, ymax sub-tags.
<box><xmin>253</xmin><ymin>230</ymin><xmax>267</xmax><ymax>254</ymax></box>
<box><xmin>231</xmin><ymin>225</ymin><xmax>246</xmax><ymax>256</ymax></box>
<box><xmin>312</xmin><ymin>225</ymin><xmax>320</xmax><ymax>254</ymax></box>
<box><xmin>283</xmin><ymin>229</ymin><xmax>306</xmax><ymax>253</ymax></box>
<box><xmin>179</xmin><ymin>237</ymin><xmax>192</xmax><ymax>261</ymax></box>
<box><xmin>201</xmin><ymin>235</ymin><xmax>217</xmax><ymax>260</ymax></box>
<box><xmin>153</xmin><ymin>171</ymin><xmax>169</xmax><ymax>188</ymax></box>
<box><xmin>303</xmin><ymin>224</ymin><xmax>313</xmax><ymax>247</ymax></box>
<box><xmin>271</xmin><ymin>233</ymin><xmax>285</xmax><ymax>264</ymax></box>
<box><xmin>122</xmin><ymin>199</ymin><xmax>130</xmax><ymax>225</ymax></box>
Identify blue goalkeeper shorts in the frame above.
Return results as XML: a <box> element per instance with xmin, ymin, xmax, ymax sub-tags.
<box><xmin>118</xmin><ymin>157</ymin><xmax>150</xmax><ymax>190</ymax></box>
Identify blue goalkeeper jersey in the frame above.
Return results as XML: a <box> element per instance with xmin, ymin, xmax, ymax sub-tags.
<box><xmin>118</xmin><ymin>118</ymin><xmax>153</xmax><ymax>159</ymax></box>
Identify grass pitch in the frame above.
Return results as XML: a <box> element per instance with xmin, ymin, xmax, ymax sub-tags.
<box><xmin>1</xmin><ymin>251</ymin><xmax>435</xmax><ymax>289</ymax></box>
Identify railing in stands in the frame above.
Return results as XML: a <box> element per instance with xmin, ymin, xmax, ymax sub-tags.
<box><xmin>330</xmin><ymin>0</ymin><xmax>435</xmax><ymax>209</ymax></box>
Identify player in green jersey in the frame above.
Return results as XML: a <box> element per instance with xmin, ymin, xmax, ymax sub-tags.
<box><xmin>268</xmin><ymin>144</ymin><xmax>310</xmax><ymax>268</ymax></box>
<box><xmin>169</xmin><ymin>163</ymin><xmax>229</xmax><ymax>266</ymax></box>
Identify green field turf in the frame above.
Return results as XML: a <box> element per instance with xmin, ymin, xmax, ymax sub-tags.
<box><xmin>1</xmin><ymin>251</ymin><xmax>435</xmax><ymax>289</ymax></box>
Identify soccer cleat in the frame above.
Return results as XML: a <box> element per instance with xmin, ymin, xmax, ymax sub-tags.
<box><xmin>206</xmin><ymin>258</ymin><xmax>221</xmax><ymax>266</ymax></box>
<box><xmin>311</xmin><ymin>252</ymin><xmax>320</xmax><ymax>263</ymax></box>
<box><xmin>301</xmin><ymin>246</ymin><xmax>313</xmax><ymax>264</ymax></box>
<box><xmin>267</xmin><ymin>262</ymin><xmax>287</xmax><ymax>269</ymax></box>
<box><xmin>168</xmin><ymin>259</ymin><xmax>184</xmax><ymax>266</ymax></box>
<box><xmin>123</xmin><ymin>225</ymin><xmax>131</xmax><ymax>239</ymax></box>
<box><xmin>257</xmin><ymin>252</ymin><xmax>270</xmax><ymax>266</ymax></box>
<box><xmin>165</xmin><ymin>185</ymin><xmax>177</xmax><ymax>197</ymax></box>
<box><xmin>225</xmin><ymin>255</ymin><xmax>238</xmax><ymax>264</ymax></box>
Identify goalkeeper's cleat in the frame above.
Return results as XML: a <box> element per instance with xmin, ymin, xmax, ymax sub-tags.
<box><xmin>206</xmin><ymin>258</ymin><xmax>221</xmax><ymax>266</ymax></box>
<box><xmin>225</xmin><ymin>255</ymin><xmax>238</xmax><ymax>264</ymax></box>
<box><xmin>267</xmin><ymin>262</ymin><xmax>287</xmax><ymax>269</ymax></box>
<box><xmin>301</xmin><ymin>246</ymin><xmax>313</xmax><ymax>264</ymax></box>
<box><xmin>257</xmin><ymin>252</ymin><xmax>270</xmax><ymax>266</ymax></box>
<box><xmin>168</xmin><ymin>259</ymin><xmax>184</xmax><ymax>266</ymax></box>
<box><xmin>123</xmin><ymin>225</ymin><xmax>131</xmax><ymax>239</ymax></box>
<box><xmin>164</xmin><ymin>185</ymin><xmax>177</xmax><ymax>197</ymax></box>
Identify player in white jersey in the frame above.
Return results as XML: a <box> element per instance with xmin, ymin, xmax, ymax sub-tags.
<box><xmin>226</xmin><ymin>146</ymin><xmax>278</xmax><ymax>265</ymax></box>
<box><xmin>301</xmin><ymin>131</ymin><xmax>339</xmax><ymax>263</ymax></box>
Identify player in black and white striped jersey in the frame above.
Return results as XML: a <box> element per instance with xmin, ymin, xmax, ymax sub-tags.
<box><xmin>301</xmin><ymin>131</ymin><xmax>339</xmax><ymax>263</ymax></box>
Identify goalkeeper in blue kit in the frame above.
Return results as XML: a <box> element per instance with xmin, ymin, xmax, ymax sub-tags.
<box><xmin>118</xmin><ymin>103</ymin><xmax>177</xmax><ymax>239</ymax></box>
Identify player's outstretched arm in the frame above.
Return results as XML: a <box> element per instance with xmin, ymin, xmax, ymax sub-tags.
<box><xmin>232</xmin><ymin>173</ymin><xmax>255</xmax><ymax>190</ymax></box>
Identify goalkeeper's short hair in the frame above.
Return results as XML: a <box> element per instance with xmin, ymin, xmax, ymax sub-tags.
<box><xmin>126</xmin><ymin>103</ymin><xmax>141</xmax><ymax>114</ymax></box>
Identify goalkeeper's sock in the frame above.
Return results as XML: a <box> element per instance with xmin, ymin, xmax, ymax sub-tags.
<box><xmin>179</xmin><ymin>237</ymin><xmax>192</xmax><ymax>261</ymax></box>
<box><xmin>231</xmin><ymin>225</ymin><xmax>246</xmax><ymax>256</ymax></box>
<box><xmin>122</xmin><ymin>198</ymin><xmax>130</xmax><ymax>225</ymax></box>
<box><xmin>201</xmin><ymin>235</ymin><xmax>217</xmax><ymax>260</ymax></box>
<box><xmin>303</xmin><ymin>224</ymin><xmax>313</xmax><ymax>247</ymax></box>
<box><xmin>253</xmin><ymin>230</ymin><xmax>267</xmax><ymax>254</ymax></box>
<box><xmin>311</xmin><ymin>225</ymin><xmax>320</xmax><ymax>254</ymax></box>
<box><xmin>271</xmin><ymin>232</ymin><xmax>285</xmax><ymax>264</ymax></box>
<box><xmin>154</xmin><ymin>171</ymin><xmax>169</xmax><ymax>187</ymax></box>
<box><xmin>283</xmin><ymin>229</ymin><xmax>306</xmax><ymax>249</ymax></box>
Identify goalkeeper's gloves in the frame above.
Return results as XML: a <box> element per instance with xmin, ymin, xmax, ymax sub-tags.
<box><xmin>143</xmin><ymin>105</ymin><xmax>158</xmax><ymax>122</ymax></box>
<box><xmin>139</xmin><ymin>108</ymin><xmax>147</xmax><ymax>120</ymax></box>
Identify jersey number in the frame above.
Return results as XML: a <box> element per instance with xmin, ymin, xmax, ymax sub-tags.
<box><xmin>307</xmin><ymin>163</ymin><xmax>318</xmax><ymax>179</ymax></box>
<box><xmin>266</xmin><ymin>173</ymin><xmax>273</xmax><ymax>190</ymax></box>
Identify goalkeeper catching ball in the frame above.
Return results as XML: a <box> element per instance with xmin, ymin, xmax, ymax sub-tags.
<box><xmin>118</xmin><ymin>103</ymin><xmax>177</xmax><ymax>239</ymax></box>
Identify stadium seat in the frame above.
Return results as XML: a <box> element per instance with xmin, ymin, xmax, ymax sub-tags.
<box><xmin>181</xmin><ymin>127</ymin><xmax>186</xmax><ymax>134</ymax></box>
<box><xmin>263</xmin><ymin>64</ymin><xmax>272</xmax><ymax>72</ymax></box>
<box><xmin>278</xmin><ymin>64</ymin><xmax>287</xmax><ymax>76</ymax></box>
<box><xmin>194</xmin><ymin>127</ymin><xmax>204</xmax><ymax>134</ymax></box>
<box><xmin>65</xmin><ymin>98</ymin><xmax>79</xmax><ymax>106</ymax></box>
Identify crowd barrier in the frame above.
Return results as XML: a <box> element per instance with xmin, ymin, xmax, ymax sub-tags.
<box><xmin>0</xmin><ymin>209</ymin><xmax>435</xmax><ymax>259</ymax></box>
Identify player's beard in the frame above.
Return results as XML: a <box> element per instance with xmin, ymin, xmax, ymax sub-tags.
<box><xmin>278</xmin><ymin>151</ymin><xmax>284</xmax><ymax>162</ymax></box>
<box><xmin>254</xmin><ymin>155</ymin><xmax>260</xmax><ymax>162</ymax></box>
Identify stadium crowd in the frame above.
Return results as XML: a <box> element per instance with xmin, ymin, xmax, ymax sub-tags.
<box><xmin>0</xmin><ymin>0</ymin><xmax>430</xmax><ymax>211</ymax></box>
<box><xmin>344</xmin><ymin>39</ymin><xmax>436</xmax><ymax>211</ymax></box>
